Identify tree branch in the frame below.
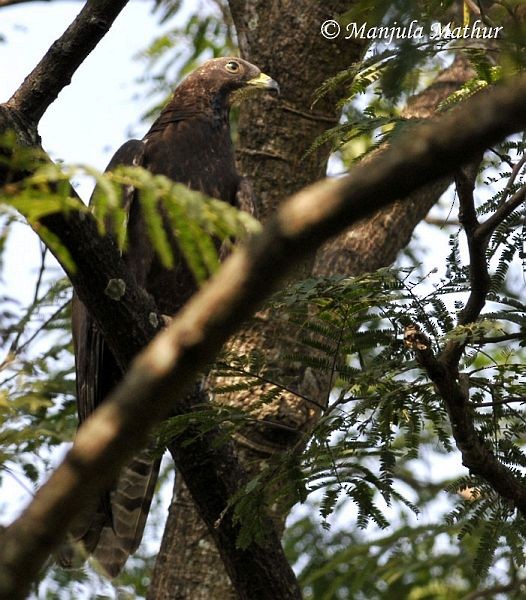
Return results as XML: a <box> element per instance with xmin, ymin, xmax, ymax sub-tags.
<box><xmin>477</xmin><ymin>182</ymin><xmax>526</xmax><ymax>240</ymax></box>
<box><xmin>456</xmin><ymin>161</ymin><xmax>490</xmax><ymax>328</ymax></box>
<box><xmin>0</xmin><ymin>109</ymin><xmax>164</xmax><ymax>374</ymax></box>
<box><xmin>498</xmin><ymin>152</ymin><xmax>526</xmax><ymax>206</ymax></box>
<box><xmin>442</xmin><ymin>167</ymin><xmax>526</xmax><ymax>367</ymax></box>
<box><xmin>314</xmin><ymin>53</ymin><xmax>474</xmax><ymax>277</ymax></box>
<box><xmin>0</xmin><ymin>0</ymin><xmax>150</xmax><ymax>5</ymax></box>
<box><xmin>0</xmin><ymin>0</ymin><xmax>47</xmax><ymax>6</ymax></box>
<box><xmin>471</xmin><ymin>333</ymin><xmax>525</xmax><ymax>344</ymax></box>
<box><xmin>463</xmin><ymin>578</ymin><xmax>526</xmax><ymax>600</ymax></box>
<box><xmin>403</xmin><ymin>133</ymin><xmax>526</xmax><ymax>521</ymax></box>
<box><xmin>475</xmin><ymin>396</ymin><xmax>526</xmax><ymax>408</ymax></box>
<box><xmin>3</xmin><ymin>69</ymin><xmax>526</xmax><ymax>598</ymax></box>
<box><xmin>406</xmin><ymin>330</ymin><xmax>526</xmax><ymax>517</ymax></box>
<box><xmin>6</xmin><ymin>0</ymin><xmax>130</xmax><ymax>125</ymax></box>
<box><xmin>152</xmin><ymin>2</ymin><xmax>366</xmax><ymax>591</ymax></box>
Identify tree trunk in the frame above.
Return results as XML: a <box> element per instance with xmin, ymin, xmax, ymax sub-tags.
<box><xmin>149</xmin><ymin>5</ymin><xmax>474</xmax><ymax>599</ymax></box>
<box><xmin>149</xmin><ymin>3</ymin><xmax>364</xmax><ymax>598</ymax></box>
<box><xmin>149</xmin><ymin>476</ymin><xmax>235</xmax><ymax>600</ymax></box>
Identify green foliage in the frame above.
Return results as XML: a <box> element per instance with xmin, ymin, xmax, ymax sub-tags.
<box><xmin>284</xmin><ymin>500</ymin><xmax>526</xmax><ymax>600</ymax></box>
<box><xmin>105</xmin><ymin>165</ymin><xmax>260</xmax><ymax>282</ymax></box>
<box><xmin>289</xmin><ymin>35</ymin><xmax>526</xmax><ymax>593</ymax></box>
<box><xmin>1</xmin><ymin>162</ymin><xmax>260</xmax><ymax>283</ymax></box>
<box><xmin>437</xmin><ymin>50</ymin><xmax>503</xmax><ymax>112</ymax></box>
<box><xmin>152</xmin><ymin>0</ymin><xmax>183</xmax><ymax>24</ymax></box>
<box><xmin>207</xmin><ymin>134</ymin><xmax>526</xmax><ymax>585</ymax></box>
<box><xmin>2</xmin><ymin>1</ymin><xmax>526</xmax><ymax>597</ymax></box>
<box><xmin>0</xmin><ymin>151</ymin><xmax>260</xmax><ymax>595</ymax></box>
<box><xmin>0</xmin><ymin>229</ymin><xmax>76</xmax><ymax>496</ymax></box>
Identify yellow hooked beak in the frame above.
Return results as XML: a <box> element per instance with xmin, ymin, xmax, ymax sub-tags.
<box><xmin>246</xmin><ymin>72</ymin><xmax>280</xmax><ymax>94</ymax></box>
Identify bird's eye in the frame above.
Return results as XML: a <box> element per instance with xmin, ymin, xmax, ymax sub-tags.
<box><xmin>225</xmin><ymin>61</ymin><xmax>240</xmax><ymax>73</ymax></box>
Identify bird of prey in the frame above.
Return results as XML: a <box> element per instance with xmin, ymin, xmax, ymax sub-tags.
<box><xmin>65</xmin><ymin>57</ymin><xmax>279</xmax><ymax>577</ymax></box>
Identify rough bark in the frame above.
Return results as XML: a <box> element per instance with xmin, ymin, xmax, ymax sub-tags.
<box><xmin>0</xmin><ymin>109</ymin><xmax>164</xmax><ymax>372</ymax></box>
<box><xmin>230</xmin><ymin>0</ymin><xmax>366</xmax><ymax>217</ymax></box>
<box><xmin>0</xmin><ymin>2</ymin><xmax>299</xmax><ymax>597</ymax></box>
<box><xmin>149</xmin><ymin>2</ymin><xmax>367</xmax><ymax>596</ymax></box>
<box><xmin>0</xmin><ymin>2</ymin><xmax>511</xmax><ymax>597</ymax></box>
<box><xmin>152</xmin><ymin>5</ymin><xmax>523</xmax><ymax>597</ymax></box>
<box><xmin>0</xmin><ymin>82</ymin><xmax>301</xmax><ymax>600</ymax></box>
<box><xmin>150</xmin><ymin>477</ymin><xmax>234</xmax><ymax>600</ymax></box>
<box><xmin>149</xmin><ymin>12</ymin><xmax>470</xmax><ymax>599</ymax></box>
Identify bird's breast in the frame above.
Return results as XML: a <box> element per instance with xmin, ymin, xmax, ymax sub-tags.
<box><xmin>130</xmin><ymin>119</ymin><xmax>240</xmax><ymax>315</ymax></box>
<box><xmin>144</xmin><ymin>120</ymin><xmax>240</xmax><ymax>204</ymax></box>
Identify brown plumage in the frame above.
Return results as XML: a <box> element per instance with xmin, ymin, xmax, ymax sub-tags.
<box><xmin>63</xmin><ymin>58</ymin><xmax>278</xmax><ymax>577</ymax></box>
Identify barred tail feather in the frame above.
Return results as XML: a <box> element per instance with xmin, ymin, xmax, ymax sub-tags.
<box><xmin>92</xmin><ymin>450</ymin><xmax>162</xmax><ymax>577</ymax></box>
<box><xmin>58</xmin><ymin>448</ymin><xmax>161</xmax><ymax>577</ymax></box>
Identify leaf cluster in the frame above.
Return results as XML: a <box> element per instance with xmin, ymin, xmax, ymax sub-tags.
<box><xmin>0</xmin><ymin>233</ymin><xmax>75</xmax><ymax>495</ymax></box>
<box><xmin>205</xmin><ymin>133</ymin><xmax>526</xmax><ymax>579</ymax></box>
<box><xmin>1</xmin><ymin>161</ymin><xmax>260</xmax><ymax>283</ymax></box>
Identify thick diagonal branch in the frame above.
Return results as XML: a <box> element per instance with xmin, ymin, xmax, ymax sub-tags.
<box><xmin>3</xmin><ymin>70</ymin><xmax>526</xmax><ymax>599</ymax></box>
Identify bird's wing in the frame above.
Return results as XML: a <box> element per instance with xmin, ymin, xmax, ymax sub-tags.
<box><xmin>73</xmin><ymin>139</ymin><xmax>147</xmax><ymax>424</ymax></box>
<box><xmin>64</xmin><ymin>140</ymin><xmax>162</xmax><ymax>577</ymax></box>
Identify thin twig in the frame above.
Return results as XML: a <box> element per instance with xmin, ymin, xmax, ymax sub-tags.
<box><xmin>0</xmin><ymin>300</ymin><xmax>70</xmax><ymax>380</ymax></box>
<box><xmin>0</xmin><ymin>0</ymin><xmax>50</xmax><ymax>6</ymax></box>
<box><xmin>464</xmin><ymin>0</ymin><xmax>481</xmax><ymax>16</ymax></box>
<box><xmin>474</xmin><ymin>396</ymin><xmax>525</xmax><ymax>408</ymax></box>
<box><xmin>424</xmin><ymin>216</ymin><xmax>460</xmax><ymax>227</ymax></box>
<box><xmin>412</xmin><ymin>340</ymin><xmax>526</xmax><ymax>518</ymax></box>
<box><xmin>499</xmin><ymin>153</ymin><xmax>526</xmax><ymax>206</ymax></box>
<box><xmin>462</xmin><ymin>578</ymin><xmax>526</xmax><ymax>600</ymax></box>
<box><xmin>13</xmin><ymin>299</ymin><xmax>69</xmax><ymax>357</ymax></box>
<box><xmin>0</xmin><ymin>245</ymin><xmax>48</xmax><ymax>368</ymax></box>
<box><xmin>404</xmin><ymin>157</ymin><xmax>526</xmax><ymax>520</ymax></box>
<box><xmin>31</xmin><ymin>243</ymin><xmax>47</xmax><ymax>306</ymax></box>
<box><xmin>213</xmin><ymin>361</ymin><xmax>325</xmax><ymax>410</ymax></box>
<box><xmin>470</xmin><ymin>332</ymin><xmax>524</xmax><ymax>344</ymax></box>
<box><xmin>325</xmin><ymin>306</ymin><xmax>349</xmax><ymax>408</ymax></box>
<box><xmin>477</xmin><ymin>183</ymin><xmax>526</xmax><ymax>240</ymax></box>
<box><xmin>281</xmin><ymin>103</ymin><xmax>339</xmax><ymax>124</ymax></box>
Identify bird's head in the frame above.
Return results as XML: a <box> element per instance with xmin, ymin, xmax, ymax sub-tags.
<box><xmin>176</xmin><ymin>57</ymin><xmax>280</xmax><ymax>113</ymax></box>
